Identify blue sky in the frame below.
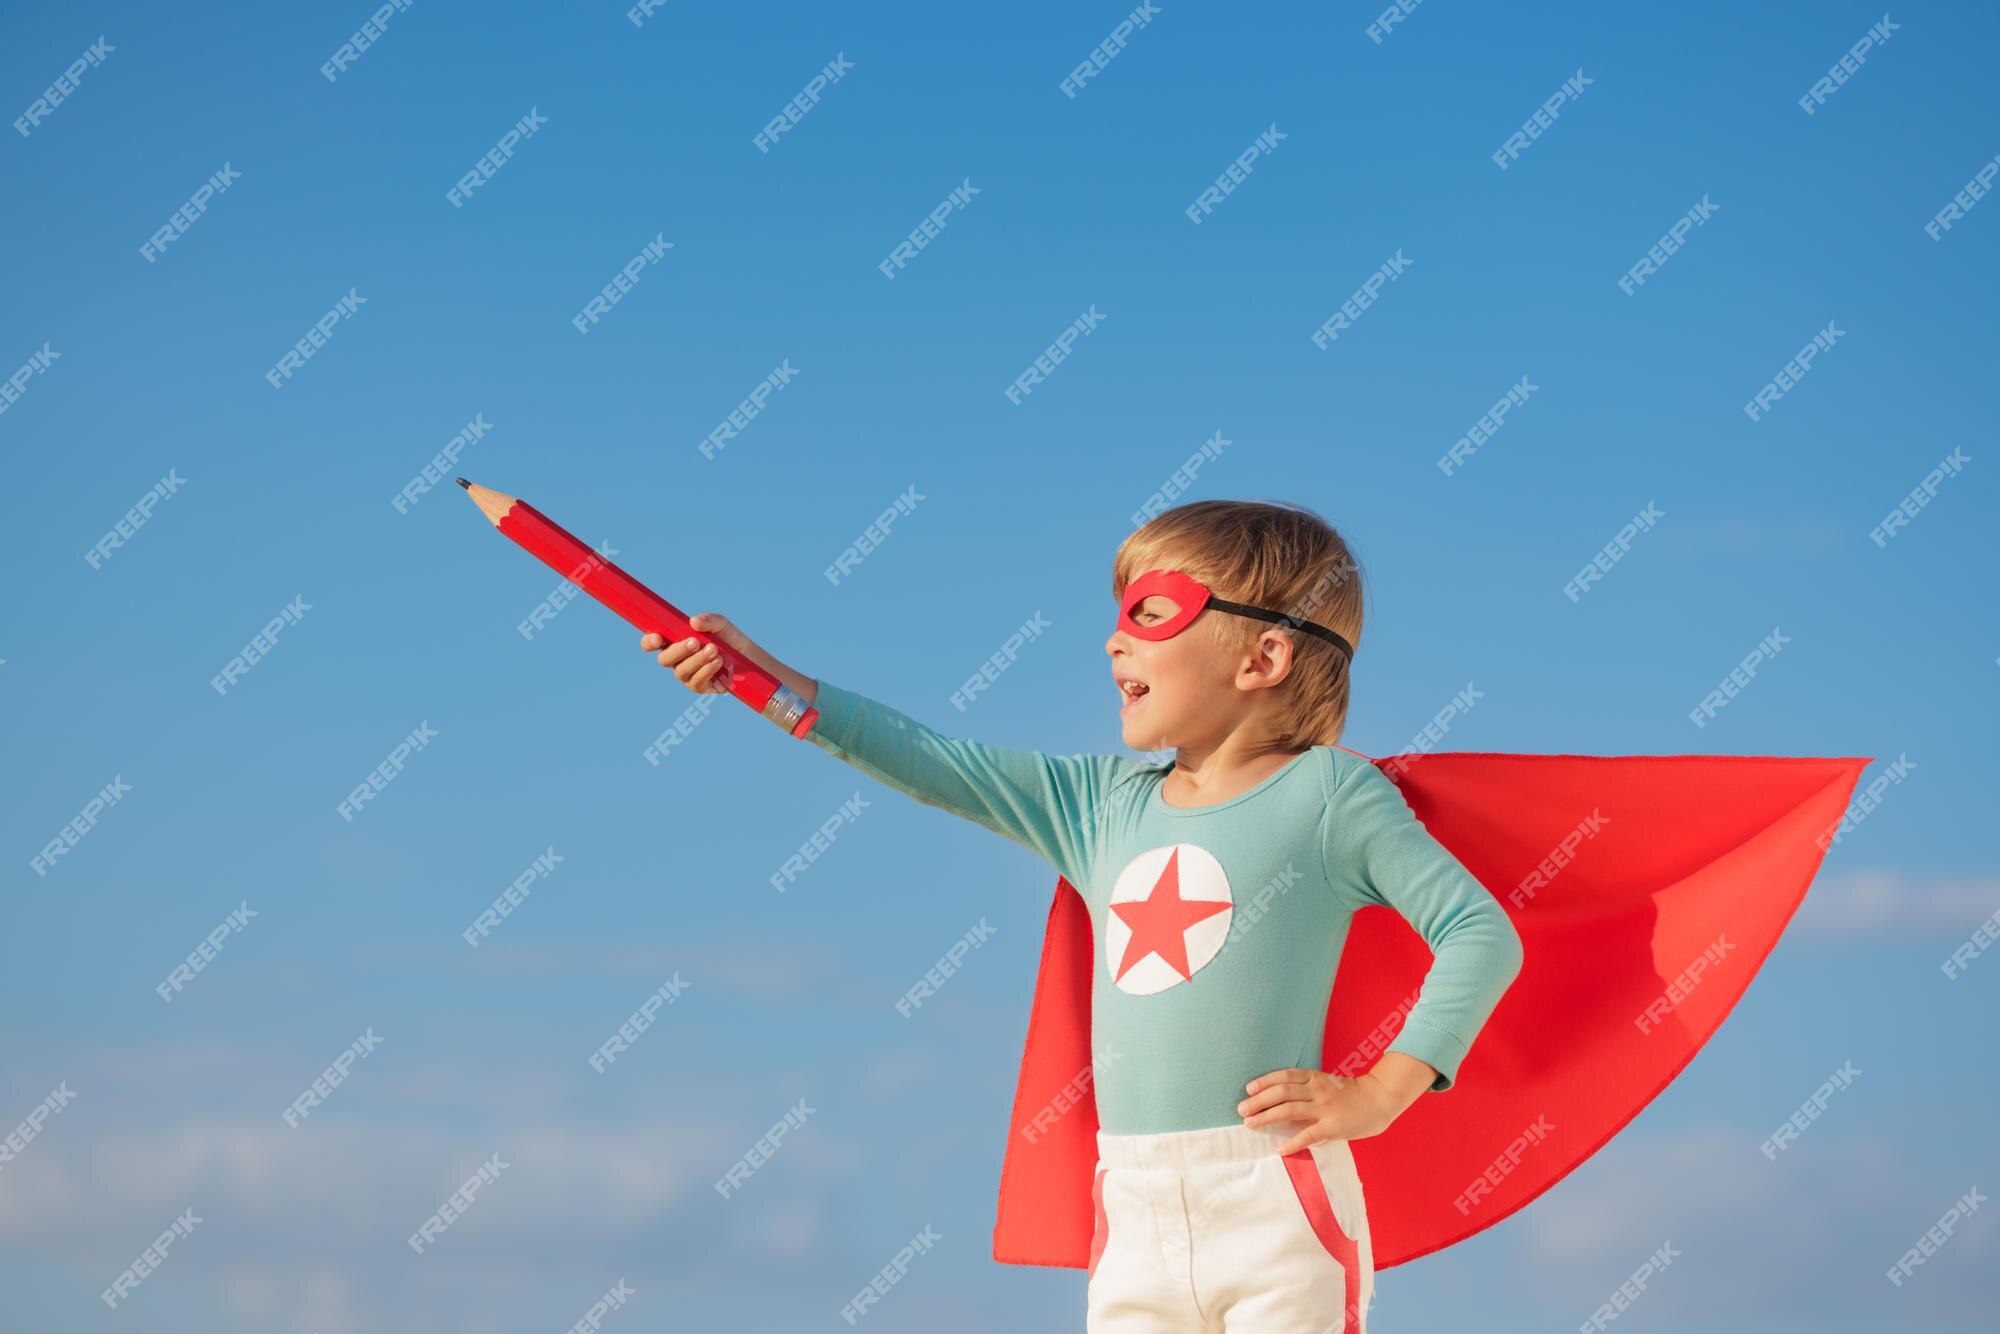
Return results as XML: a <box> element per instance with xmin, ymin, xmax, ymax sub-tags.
<box><xmin>3</xmin><ymin>1</ymin><xmax>1996</xmax><ymax>1329</ymax></box>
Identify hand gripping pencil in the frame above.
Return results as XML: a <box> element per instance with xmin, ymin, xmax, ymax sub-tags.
<box><xmin>458</xmin><ymin>478</ymin><xmax>819</xmax><ymax>738</ymax></box>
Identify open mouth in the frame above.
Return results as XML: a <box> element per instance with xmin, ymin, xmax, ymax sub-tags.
<box><xmin>1118</xmin><ymin>679</ymin><xmax>1150</xmax><ymax>713</ymax></box>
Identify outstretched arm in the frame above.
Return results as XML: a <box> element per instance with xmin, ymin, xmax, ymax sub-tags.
<box><xmin>801</xmin><ymin>679</ymin><xmax>1137</xmax><ymax>888</ymax></box>
<box><xmin>645</xmin><ymin>615</ymin><xmax>1140</xmax><ymax>887</ymax></box>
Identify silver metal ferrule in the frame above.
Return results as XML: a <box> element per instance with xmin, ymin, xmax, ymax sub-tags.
<box><xmin>762</xmin><ymin>684</ymin><xmax>813</xmax><ymax>735</ymax></box>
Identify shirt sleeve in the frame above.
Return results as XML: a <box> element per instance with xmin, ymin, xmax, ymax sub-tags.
<box><xmin>800</xmin><ymin>678</ymin><xmax>1142</xmax><ymax>887</ymax></box>
<box><xmin>1321</xmin><ymin>756</ymin><xmax>1525</xmax><ymax>1092</ymax></box>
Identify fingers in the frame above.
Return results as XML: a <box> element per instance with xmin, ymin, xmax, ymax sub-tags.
<box><xmin>1238</xmin><ymin>1084</ymin><xmax>1307</xmax><ymax>1116</ymax></box>
<box><xmin>643</xmin><ymin>613</ymin><xmax>729</xmax><ymax>651</ymax></box>
<box><xmin>647</xmin><ymin>636</ymin><xmax>696</xmax><ymax>667</ymax></box>
<box><xmin>1244</xmin><ymin>1069</ymin><xmax>1312</xmax><ymax>1096</ymax></box>
<box><xmin>1241</xmin><ymin>1097</ymin><xmax>1315</xmax><ymax>1128</ymax></box>
<box><xmin>1275</xmin><ymin>1128</ymin><xmax>1325</xmax><ymax>1156</ymax></box>
<box><xmin>690</xmin><ymin>611</ymin><xmax>738</xmax><ymax>645</ymax></box>
<box><xmin>682</xmin><ymin>642</ymin><xmax>729</xmax><ymax>692</ymax></box>
<box><xmin>641</xmin><ymin>632</ymin><xmax>732</xmax><ymax>693</ymax></box>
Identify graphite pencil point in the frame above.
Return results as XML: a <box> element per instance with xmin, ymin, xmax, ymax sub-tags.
<box><xmin>456</xmin><ymin>477</ymin><xmax>471</xmax><ymax>488</ymax></box>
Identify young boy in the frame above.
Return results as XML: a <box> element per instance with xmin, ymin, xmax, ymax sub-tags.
<box><xmin>641</xmin><ymin>499</ymin><xmax>1524</xmax><ymax>1333</ymax></box>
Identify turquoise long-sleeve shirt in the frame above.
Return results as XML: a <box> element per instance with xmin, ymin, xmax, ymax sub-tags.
<box><xmin>802</xmin><ymin>679</ymin><xmax>1524</xmax><ymax>1135</ymax></box>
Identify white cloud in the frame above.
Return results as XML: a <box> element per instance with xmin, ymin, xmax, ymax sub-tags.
<box><xmin>1655</xmin><ymin>515</ymin><xmax>1842</xmax><ymax>556</ymax></box>
<box><xmin>1502</xmin><ymin>1123</ymin><xmax>1995</xmax><ymax>1322</ymax></box>
<box><xmin>1790</xmin><ymin>868</ymin><xmax>2000</xmax><ymax>938</ymax></box>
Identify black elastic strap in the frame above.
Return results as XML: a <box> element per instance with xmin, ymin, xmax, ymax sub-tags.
<box><xmin>1206</xmin><ymin>597</ymin><xmax>1354</xmax><ymax>661</ymax></box>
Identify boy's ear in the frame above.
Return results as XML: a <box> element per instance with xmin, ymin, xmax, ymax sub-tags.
<box><xmin>1238</xmin><ymin>628</ymin><xmax>1297</xmax><ymax>690</ymax></box>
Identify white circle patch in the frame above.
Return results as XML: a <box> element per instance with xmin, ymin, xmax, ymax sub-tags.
<box><xmin>1104</xmin><ymin>843</ymin><xmax>1234</xmax><ymax>995</ymax></box>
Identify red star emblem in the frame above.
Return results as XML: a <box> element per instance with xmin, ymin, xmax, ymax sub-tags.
<box><xmin>1110</xmin><ymin>847</ymin><xmax>1232</xmax><ymax>984</ymax></box>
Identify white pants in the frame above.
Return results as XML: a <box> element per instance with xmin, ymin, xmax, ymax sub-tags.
<box><xmin>1086</xmin><ymin>1121</ymin><xmax>1374</xmax><ymax>1333</ymax></box>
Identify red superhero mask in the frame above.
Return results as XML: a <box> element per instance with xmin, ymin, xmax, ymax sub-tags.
<box><xmin>1116</xmin><ymin>568</ymin><xmax>1355</xmax><ymax>661</ymax></box>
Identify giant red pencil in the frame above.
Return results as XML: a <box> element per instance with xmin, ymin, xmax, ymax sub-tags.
<box><xmin>458</xmin><ymin>478</ymin><xmax>818</xmax><ymax>738</ymax></box>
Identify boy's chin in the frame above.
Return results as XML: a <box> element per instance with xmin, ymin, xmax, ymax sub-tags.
<box><xmin>1120</xmin><ymin>714</ymin><xmax>1173</xmax><ymax>754</ymax></box>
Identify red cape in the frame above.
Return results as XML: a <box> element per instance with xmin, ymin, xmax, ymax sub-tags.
<box><xmin>991</xmin><ymin>750</ymin><xmax>1871</xmax><ymax>1269</ymax></box>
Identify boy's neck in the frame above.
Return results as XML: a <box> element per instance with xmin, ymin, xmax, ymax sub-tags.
<box><xmin>1159</xmin><ymin>729</ymin><xmax>1308</xmax><ymax>808</ymax></box>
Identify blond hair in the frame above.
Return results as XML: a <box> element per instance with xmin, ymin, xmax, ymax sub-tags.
<box><xmin>1113</xmin><ymin>500</ymin><xmax>1365</xmax><ymax>749</ymax></box>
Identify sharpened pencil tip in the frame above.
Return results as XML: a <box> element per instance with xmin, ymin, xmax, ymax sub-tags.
<box><xmin>456</xmin><ymin>477</ymin><xmax>471</xmax><ymax>488</ymax></box>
